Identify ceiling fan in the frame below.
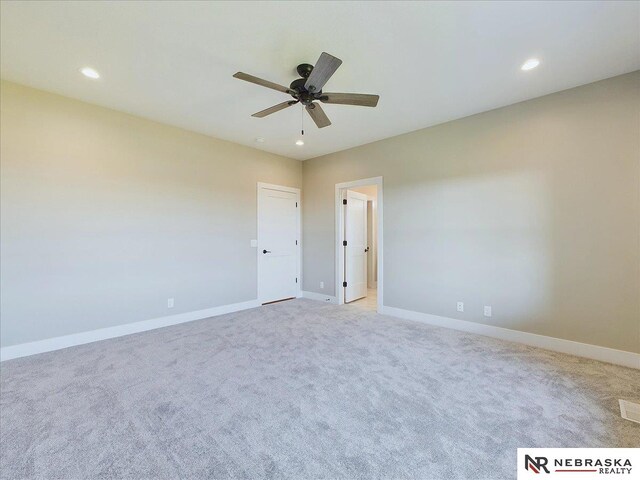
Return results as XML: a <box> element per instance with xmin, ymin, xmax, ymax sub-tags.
<box><xmin>233</xmin><ymin>52</ymin><xmax>379</xmax><ymax>129</ymax></box>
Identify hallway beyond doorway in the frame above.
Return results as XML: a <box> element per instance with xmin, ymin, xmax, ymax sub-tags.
<box><xmin>348</xmin><ymin>288</ymin><xmax>377</xmax><ymax>311</ymax></box>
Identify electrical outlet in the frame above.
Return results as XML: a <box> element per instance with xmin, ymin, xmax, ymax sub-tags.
<box><xmin>168</xmin><ymin>298</ymin><xmax>174</xmax><ymax>309</ymax></box>
<box><xmin>457</xmin><ymin>302</ymin><xmax>464</xmax><ymax>312</ymax></box>
<box><xmin>320</xmin><ymin>281</ymin><xmax>324</xmax><ymax>289</ymax></box>
<box><xmin>484</xmin><ymin>306</ymin><xmax>492</xmax><ymax>317</ymax></box>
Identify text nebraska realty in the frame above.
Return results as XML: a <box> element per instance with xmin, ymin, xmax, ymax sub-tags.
<box><xmin>557</xmin><ymin>458</ymin><xmax>632</xmax><ymax>475</ymax></box>
<box><xmin>527</xmin><ymin>455</ymin><xmax>633</xmax><ymax>475</ymax></box>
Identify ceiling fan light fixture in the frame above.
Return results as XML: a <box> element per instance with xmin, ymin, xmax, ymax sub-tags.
<box><xmin>295</xmin><ymin>139</ymin><xmax>304</xmax><ymax>146</ymax></box>
<box><xmin>521</xmin><ymin>58</ymin><xmax>540</xmax><ymax>71</ymax></box>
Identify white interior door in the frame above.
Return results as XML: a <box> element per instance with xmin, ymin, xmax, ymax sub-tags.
<box><xmin>258</xmin><ymin>185</ymin><xmax>299</xmax><ymax>304</ymax></box>
<box><xmin>345</xmin><ymin>190</ymin><xmax>368</xmax><ymax>303</ymax></box>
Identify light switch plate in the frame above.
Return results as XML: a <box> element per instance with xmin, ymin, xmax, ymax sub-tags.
<box><xmin>484</xmin><ymin>306</ymin><xmax>492</xmax><ymax>317</ymax></box>
<box><xmin>250</xmin><ymin>239</ymin><xmax>257</xmax><ymax>248</ymax></box>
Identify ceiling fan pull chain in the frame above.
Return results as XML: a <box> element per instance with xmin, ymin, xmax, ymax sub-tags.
<box><xmin>301</xmin><ymin>105</ymin><xmax>304</xmax><ymax>136</ymax></box>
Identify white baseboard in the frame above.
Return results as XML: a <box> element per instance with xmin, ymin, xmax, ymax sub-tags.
<box><xmin>4</xmin><ymin>299</ymin><xmax>636</xmax><ymax>369</ymax></box>
<box><xmin>0</xmin><ymin>299</ymin><xmax>260</xmax><ymax>362</ymax></box>
<box><xmin>302</xmin><ymin>291</ymin><xmax>338</xmax><ymax>304</ymax></box>
<box><xmin>381</xmin><ymin>306</ymin><xmax>639</xmax><ymax>370</ymax></box>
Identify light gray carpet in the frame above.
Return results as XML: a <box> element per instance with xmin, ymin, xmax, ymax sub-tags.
<box><xmin>1</xmin><ymin>299</ymin><xmax>638</xmax><ymax>479</ymax></box>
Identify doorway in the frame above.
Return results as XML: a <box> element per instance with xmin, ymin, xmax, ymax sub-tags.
<box><xmin>257</xmin><ymin>183</ymin><xmax>301</xmax><ymax>304</ymax></box>
<box><xmin>335</xmin><ymin>177</ymin><xmax>383</xmax><ymax>312</ymax></box>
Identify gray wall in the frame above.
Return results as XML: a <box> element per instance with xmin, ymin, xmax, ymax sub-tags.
<box><xmin>0</xmin><ymin>81</ymin><xmax>302</xmax><ymax>347</ymax></box>
<box><xmin>303</xmin><ymin>72</ymin><xmax>640</xmax><ymax>353</ymax></box>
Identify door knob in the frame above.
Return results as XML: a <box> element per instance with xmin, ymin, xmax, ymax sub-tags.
<box><xmin>263</xmin><ymin>249</ymin><xmax>271</xmax><ymax>254</ymax></box>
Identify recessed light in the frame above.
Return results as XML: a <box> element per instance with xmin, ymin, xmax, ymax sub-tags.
<box><xmin>255</xmin><ymin>137</ymin><xmax>265</xmax><ymax>143</ymax></box>
<box><xmin>80</xmin><ymin>67</ymin><xmax>100</xmax><ymax>79</ymax></box>
<box><xmin>521</xmin><ymin>58</ymin><xmax>540</xmax><ymax>71</ymax></box>
<box><xmin>295</xmin><ymin>140</ymin><xmax>304</xmax><ymax>146</ymax></box>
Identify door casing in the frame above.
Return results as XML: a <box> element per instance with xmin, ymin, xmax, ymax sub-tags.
<box><xmin>335</xmin><ymin>176</ymin><xmax>384</xmax><ymax>311</ymax></box>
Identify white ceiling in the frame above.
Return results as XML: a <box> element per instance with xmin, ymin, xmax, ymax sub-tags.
<box><xmin>1</xmin><ymin>1</ymin><xmax>639</xmax><ymax>161</ymax></box>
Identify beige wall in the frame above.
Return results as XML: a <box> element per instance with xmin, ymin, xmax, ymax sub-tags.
<box><xmin>303</xmin><ymin>71</ymin><xmax>640</xmax><ymax>353</ymax></box>
<box><xmin>3</xmin><ymin>73</ymin><xmax>639</xmax><ymax>354</ymax></box>
<box><xmin>351</xmin><ymin>185</ymin><xmax>378</xmax><ymax>198</ymax></box>
<box><xmin>0</xmin><ymin>81</ymin><xmax>301</xmax><ymax>347</ymax></box>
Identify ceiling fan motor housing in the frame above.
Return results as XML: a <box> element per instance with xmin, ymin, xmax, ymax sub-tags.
<box><xmin>291</xmin><ymin>64</ymin><xmax>323</xmax><ymax>105</ymax></box>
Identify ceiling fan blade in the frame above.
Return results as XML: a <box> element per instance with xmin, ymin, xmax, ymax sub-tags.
<box><xmin>304</xmin><ymin>52</ymin><xmax>343</xmax><ymax>93</ymax></box>
<box><xmin>306</xmin><ymin>103</ymin><xmax>331</xmax><ymax>128</ymax></box>
<box><xmin>320</xmin><ymin>93</ymin><xmax>379</xmax><ymax>107</ymax></box>
<box><xmin>252</xmin><ymin>101</ymin><xmax>298</xmax><ymax>118</ymax></box>
<box><xmin>233</xmin><ymin>72</ymin><xmax>292</xmax><ymax>94</ymax></box>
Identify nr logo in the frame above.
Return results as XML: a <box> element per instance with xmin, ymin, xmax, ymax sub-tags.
<box><xmin>525</xmin><ymin>455</ymin><xmax>550</xmax><ymax>474</ymax></box>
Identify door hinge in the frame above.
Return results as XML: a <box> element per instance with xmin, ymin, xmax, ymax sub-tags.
<box><xmin>295</xmin><ymin>240</ymin><xmax>298</xmax><ymax>245</ymax></box>
<box><xmin>343</xmin><ymin>281</ymin><xmax>347</xmax><ymax>288</ymax></box>
<box><xmin>296</xmin><ymin>201</ymin><xmax>298</xmax><ymax>207</ymax></box>
<box><xmin>296</xmin><ymin>277</ymin><xmax>298</xmax><ymax>284</ymax></box>
<box><xmin>342</xmin><ymin>199</ymin><xmax>347</xmax><ymax>205</ymax></box>
<box><xmin>343</xmin><ymin>240</ymin><xmax>347</xmax><ymax>246</ymax></box>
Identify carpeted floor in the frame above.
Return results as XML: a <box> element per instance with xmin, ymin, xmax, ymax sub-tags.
<box><xmin>1</xmin><ymin>299</ymin><xmax>638</xmax><ymax>479</ymax></box>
